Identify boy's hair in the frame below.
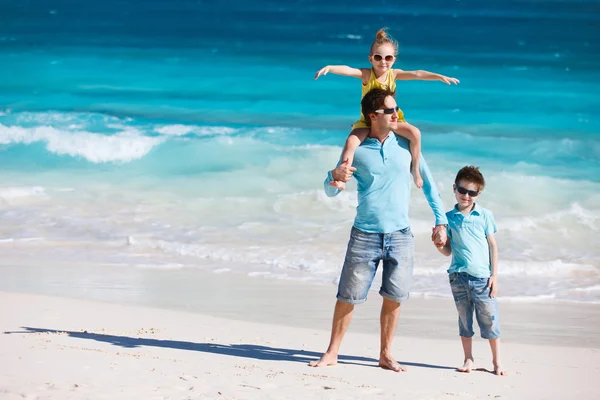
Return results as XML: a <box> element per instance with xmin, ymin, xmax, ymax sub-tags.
<box><xmin>361</xmin><ymin>88</ymin><xmax>395</xmax><ymax>127</ymax></box>
<box><xmin>370</xmin><ymin>27</ymin><xmax>399</xmax><ymax>56</ymax></box>
<box><xmin>455</xmin><ymin>166</ymin><xmax>486</xmax><ymax>190</ymax></box>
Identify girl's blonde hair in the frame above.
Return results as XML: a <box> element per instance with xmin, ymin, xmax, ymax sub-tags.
<box><xmin>370</xmin><ymin>27</ymin><xmax>399</xmax><ymax>55</ymax></box>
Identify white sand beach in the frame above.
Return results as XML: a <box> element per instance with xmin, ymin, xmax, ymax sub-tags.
<box><xmin>1</xmin><ymin>262</ymin><xmax>599</xmax><ymax>399</ymax></box>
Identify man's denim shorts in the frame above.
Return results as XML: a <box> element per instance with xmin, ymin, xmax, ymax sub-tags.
<box><xmin>449</xmin><ymin>272</ymin><xmax>500</xmax><ymax>339</ymax></box>
<box><xmin>337</xmin><ymin>226</ymin><xmax>414</xmax><ymax>304</ymax></box>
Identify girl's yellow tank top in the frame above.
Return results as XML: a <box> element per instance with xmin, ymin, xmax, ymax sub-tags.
<box><xmin>352</xmin><ymin>68</ymin><xmax>404</xmax><ymax>129</ymax></box>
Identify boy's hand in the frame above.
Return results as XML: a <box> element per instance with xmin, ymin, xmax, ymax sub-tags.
<box><xmin>431</xmin><ymin>225</ymin><xmax>447</xmax><ymax>247</ymax></box>
<box><xmin>314</xmin><ymin>66</ymin><xmax>330</xmax><ymax>80</ymax></box>
<box><xmin>440</xmin><ymin>75</ymin><xmax>460</xmax><ymax>85</ymax></box>
<box><xmin>488</xmin><ymin>275</ymin><xmax>498</xmax><ymax>298</ymax></box>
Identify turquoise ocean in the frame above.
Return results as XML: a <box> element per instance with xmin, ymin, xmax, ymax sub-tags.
<box><xmin>1</xmin><ymin>0</ymin><xmax>599</xmax><ymax>302</ymax></box>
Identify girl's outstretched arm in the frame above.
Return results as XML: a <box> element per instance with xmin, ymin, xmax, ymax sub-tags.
<box><xmin>314</xmin><ymin>65</ymin><xmax>364</xmax><ymax>80</ymax></box>
<box><xmin>394</xmin><ymin>69</ymin><xmax>460</xmax><ymax>85</ymax></box>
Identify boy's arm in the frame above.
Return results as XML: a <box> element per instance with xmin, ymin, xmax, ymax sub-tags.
<box><xmin>315</xmin><ymin>65</ymin><xmax>364</xmax><ymax>80</ymax></box>
<box><xmin>394</xmin><ymin>69</ymin><xmax>459</xmax><ymax>85</ymax></box>
<box><xmin>435</xmin><ymin>236</ymin><xmax>452</xmax><ymax>256</ymax></box>
<box><xmin>487</xmin><ymin>233</ymin><xmax>499</xmax><ymax>298</ymax></box>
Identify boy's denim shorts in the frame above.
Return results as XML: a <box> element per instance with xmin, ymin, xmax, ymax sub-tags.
<box><xmin>337</xmin><ymin>226</ymin><xmax>414</xmax><ymax>304</ymax></box>
<box><xmin>449</xmin><ymin>272</ymin><xmax>500</xmax><ymax>339</ymax></box>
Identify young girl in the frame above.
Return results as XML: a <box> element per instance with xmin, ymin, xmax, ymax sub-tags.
<box><xmin>315</xmin><ymin>28</ymin><xmax>459</xmax><ymax>190</ymax></box>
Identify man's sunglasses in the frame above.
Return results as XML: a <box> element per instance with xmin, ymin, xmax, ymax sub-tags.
<box><xmin>372</xmin><ymin>54</ymin><xmax>395</xmax><ymax>62</ymax></box>
<box><xmin>455</xmin><ymin>185</ymin><xmax>480</xmax><ymax>197</ymax></box>
<box><xmin>374</xmin><ymin>106</ymin><xmax>400</xmax><ymax>115</ymax></box>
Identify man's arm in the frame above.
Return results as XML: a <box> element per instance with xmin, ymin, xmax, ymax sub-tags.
<box><xmin>419</xmin><ymin>155</ymin><xmax>448</xmax><ymax>227</ymax></box>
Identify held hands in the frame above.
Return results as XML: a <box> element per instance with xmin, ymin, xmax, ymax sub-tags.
<box><xmin>431</xmin><ymin>225</ymin><xmax>448</xmax><ymax>248</ymax></box>
<box><xmin>439</xmin><ymin>75</ymin><xmax>460</xmax><ymax>85</ymax></box>
<box><xmin>314</xmin><ymin>66</ymin><xmax>330</xmax><ymax>80</ymax></box>
<box><xmin>488</xmin><ymin>275</ymin><xmax>498</xmax><ymax>298</ymax></box>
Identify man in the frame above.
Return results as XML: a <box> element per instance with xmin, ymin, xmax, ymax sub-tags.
<box><xmin>310</xmin><ymin>88</ymin><xmax>447</xmax><ymax>372</ymax></box>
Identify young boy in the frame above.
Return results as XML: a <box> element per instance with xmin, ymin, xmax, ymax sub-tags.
<box><xmin>435</xmin><ymin>166</ymin><xmax>506</xmax><ymax>376</ymax></box>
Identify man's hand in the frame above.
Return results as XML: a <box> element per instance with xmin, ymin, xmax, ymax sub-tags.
<box><xmin>431</xmin><ymin>225</ymin><xmax>447</xmax><ymax>247</ymax></box>
<box><xmin>488</xmin><ymin>275</ymin><xmax>498</xmax><ymax>298</ymax></box>
<box><xmin>331</xmin><ymin>159</ymin><xmax>356</xmax><ymax>183</ymax></box>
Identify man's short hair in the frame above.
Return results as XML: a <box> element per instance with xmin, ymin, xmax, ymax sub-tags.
<box><xmin>455</xmin><ymin>165</ymin><xmax>486</xmax><ymax>190</ymax></box>
<box><xmin>361</xmin><ymin>88</ymin><xmax>395</xmax><ymax>127</ymax></box>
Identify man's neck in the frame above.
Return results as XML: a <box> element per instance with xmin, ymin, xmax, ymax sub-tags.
<box><xmin>367</xmin><ymin>126</ymin><xmax>390</xmax><ymax>143</ymax></box>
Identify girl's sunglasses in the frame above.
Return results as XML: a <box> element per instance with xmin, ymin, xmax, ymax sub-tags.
<box><xmin>455</xmin><ymin>185</ymin><xmax>480</xmax><ymax>197</ymax></box>
<box><xmin>372</xmin><ymin>54</ymin><xmax>395</xmax><ymax>62</ymax></box>
<box><xmin>374</xmin><ymin>106</ymin><xmax>400</xmax><ymax>115</ymax></box>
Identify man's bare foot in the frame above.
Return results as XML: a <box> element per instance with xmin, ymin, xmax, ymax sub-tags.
<box><xmin>457</xmin><ymin>358</ymin><xmax>475</xmax><ymax>373</ymax></box>
<box><xmin>308</xmin><ymin>352</ymin><xmax>338</xmax><ymax>367</ymax></box>
<box><xmin>493</xmin><ymin>363</ymin><xmax>506</xmax><ymax>376</ymax></box>
<box><xmin>329</xmin><ymin>180</ymin><xmax>346</xmax><ymax>191</ymax></box>
<box><xmin>378</xmin><ymin>355</ymin><xmax>407</xmax><ymax>372</ymax></box>
<box><xmin>413</xmin><ymin>171</ymin><xmax>423</xmax><ymax>189</ymax></box>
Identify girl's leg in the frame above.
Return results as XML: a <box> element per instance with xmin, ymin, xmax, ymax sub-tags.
<box><xmin>331</xmin><ymin>128</ymin><xmax>370</xmax><ymax>190</ymax></box>
<box><xmin>392</xmin><ymin>123</ymin><xmax>423</xmax><ymax>188</ymax></box>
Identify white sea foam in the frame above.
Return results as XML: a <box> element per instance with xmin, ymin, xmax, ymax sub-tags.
<box><xmin>573</xmin><ymin>285</ymin><xmax>600</xmax><ymax>292</ymax></box>
<box><xmin>154</xmin><ymin>124</ymin><xmax>237</xmax><ymax>136</ymax></box>
<box><xmin>331</xmin><ymin>34</ymin><xmax>362</xmax><ymax>40</ymax></box>
<box><xmin>0</xmin><ymin>186</ymin><xmax>45</xmax><ymax>199</ymax></box>
<box><xmin>0</xmin><ymin>124</ymin><xmax>164</xmax><ymax>163</ymax></box>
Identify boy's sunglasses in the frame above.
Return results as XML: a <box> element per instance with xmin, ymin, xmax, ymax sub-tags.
<box><xmin>372</xmin><ymin>54</ymin><xmax>395</xmax><ymax>62</ymax></box>
<box><xmin>374</xmin><ymin>106</ymin><xmax>400</xmax><ymax>115</ymax></box>
<box><xmin>455</xmin><ymin>185</ymin><xmax>480</xmax><ymax>197</ymax></box>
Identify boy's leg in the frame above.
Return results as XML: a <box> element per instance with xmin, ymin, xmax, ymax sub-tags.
<box><xmin>449</xmin><ymin>273</ymin><xmax>476</xmax><ymax>372</ymax></box>
<box><xmin>392</xmin><ymin>123</ymin><xmax>423</xmax><ymax>188</ymax></box>
<box><xmin>472</xmin><ymin>278</ymin><xmax>505</xmax><ymax>376</ymax></box>
<box><xmin>331</xmin><ymin>128</ymin><xmax>370</xmax><ymax>190</ymax></box>
<box><xmin>489</xmin><ymin>338</ymin><xmax>506</xmax><ymax>375</ymax></box>
<box><xmin>458</xmin><ymin>337</ymin><xmax>475</xmax><ymax>372</ymax></box>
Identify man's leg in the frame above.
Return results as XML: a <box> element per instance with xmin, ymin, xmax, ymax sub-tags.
<box><xmin>309</xmin><ymin>300</ymin><xmax>354</xmax><ymax>367</ymax></box>
<box><xmin>310</xmin><ymin>227</ymin><xmax>380</xmax><ymax>367</ymax></box>
<box><xmin>379</xmin><ymin>298</ymin><xmax>406</xmax><ymax>372</ymax></box>
<box><xmin>378</xmin><ymin>227</ymin><xmax>414</xmax><ymax>372</ymax></box>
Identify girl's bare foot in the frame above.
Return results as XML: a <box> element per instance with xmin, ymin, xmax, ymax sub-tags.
<box><xmin>378</xmin><ymin>355</ymin><xmax>407</xmax><ymax>372</ymax></box>
<box><xmin>329</xmin><ymin>180</ymin><xmax>346</xmax><ymax>190</ymax></box>
<box><xmin>308</xmin><ymin>352</ymin><xmax>338</xmax><ymax>367</ymax></box>
<box><xmin>457</xmin><ymin>358</ymin><xmax>475</xmax><ymax>373</ymax></box>
<box><xmin>493</xmin><ymin>363</ymin><xmax>506</xmax><ymax>376</ymax></box>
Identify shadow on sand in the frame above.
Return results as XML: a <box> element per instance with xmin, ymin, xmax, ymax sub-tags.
<box><xmin>5</xmin><ymin>326</ymin><xmax>454</xmax><ymax>370</ymax></box>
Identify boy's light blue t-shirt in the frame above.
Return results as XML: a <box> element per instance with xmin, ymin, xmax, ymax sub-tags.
<box><xmin>324</xmin><ymin>133</ymin><xmax>447</xmax><ymax>233</ymax></box>
<box><xmin>446</xmin><ymin>203</ymin><xmax>497</xmax><ymax>278</ymax></box>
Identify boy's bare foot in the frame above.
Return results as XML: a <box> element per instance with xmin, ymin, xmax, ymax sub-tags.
<box><xmin>493</xmin><ymin>363</ymin><xmax>506</xmax><ymax>376</ymax></box>
<box><xmin>329</xmin><ymin>180</ymin><xmax>346</xmax><ymax>190</ymax></box>
<box><xmin>308</xmin><ymin>352</ymin><xmax>338</xmax><ymax>367</ymax></box>
<box><xmin>378</xmin><ymin>355</ymin><xmax>407</xmax><ymax>372</ymax></box>
<box><xmin>457</xmin><ymin>358</ymin><xmax>475</xmax><ymax>373</ymax></box>
<box><xmin>413</xmin><ymin>171</ymin><xmax>423</xmax><ymax>189</ymax></box>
